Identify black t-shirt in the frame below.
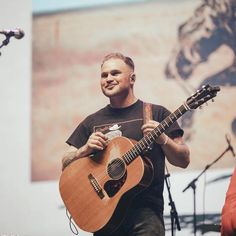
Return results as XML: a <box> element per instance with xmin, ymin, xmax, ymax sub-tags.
<box><xmin>66</xmin><ymin>99</ymin><xmax>183</xmax><ymax>215</ymax></box>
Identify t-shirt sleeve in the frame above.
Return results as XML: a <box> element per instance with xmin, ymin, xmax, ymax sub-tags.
<box><xmin>153</xmin><ymin>105</ymin><xmax>184</xmax><ymax>138</ymax></box>
<box><xmin>66</xmin><ymin>118</ymin><xmax>91</xmax><ymax>149</ymax></box>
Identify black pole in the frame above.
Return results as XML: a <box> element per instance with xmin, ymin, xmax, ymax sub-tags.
<box><xmin>193</xmin><ymin>183</ymin><xmax>196</xmax><ymax>236</ymax></box>
<box><xmin>165</xmin><ymin>172</ymin><xmax>181</xmax><ymax>236</ymax></box>
<box><xmin>182</xmin><ymin>135</ymin><xmax>234</xmax><ymax>235</ymax></box>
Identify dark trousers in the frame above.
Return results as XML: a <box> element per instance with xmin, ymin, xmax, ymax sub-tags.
<box><xmin>94</xmin><ymin>207</ymin><xmax>165</xmax><ymax>236</ymax></box>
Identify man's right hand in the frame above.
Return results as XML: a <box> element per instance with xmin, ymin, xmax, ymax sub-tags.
<box><xmin>84</xmin><ymin>132</ymin><xmax>108</xmax><ymax>155</ymax></box>
<box><xmin>62</xmin><ymin>132</ymin><xmax>108</xmax><ymax>171</ymax></box>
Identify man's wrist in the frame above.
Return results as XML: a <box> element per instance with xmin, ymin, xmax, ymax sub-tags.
<box><xmin>62</xmin><ymin>149</ymin><xmax>79</xmax><ymax>171</ymax></box>
<box><xmin>62</xmin><ymin>158</ymin><xmax>72</xmax><ymax>171</ymax></box>
<box><xmin>160</xmin><ymin>135</ymin><xmax>169</xmax><ymax>146</ymax></box>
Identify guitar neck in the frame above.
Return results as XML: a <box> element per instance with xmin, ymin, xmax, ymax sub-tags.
<box><xmin>122</xmin><ymin>103</ymin><xmax>189</xmax><ymax>165</ymax></box>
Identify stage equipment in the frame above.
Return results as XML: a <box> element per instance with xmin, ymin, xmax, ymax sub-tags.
<box><xmin>165</xmin><ymin>170</ymin><xmax>181</xmax><ymax>236</ymax></box>
<box><xmin>182</xmin><ymin>134</ymin><xmax>235</xmax><ymax>236</ymax></box>
<box><xmin>0</xmin><ymin>28</ymin><xmax>24</xmax><ymax>55</ymax></box>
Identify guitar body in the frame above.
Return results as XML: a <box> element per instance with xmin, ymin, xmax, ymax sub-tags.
<box><xmin>59</xmin><ymin>136</ymin><xmax>154</xmax><ymax>235</ymax></box>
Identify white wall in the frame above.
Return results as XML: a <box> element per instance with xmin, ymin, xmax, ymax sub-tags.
<box><xmin>0</xmin><ymin>1</ymin><xmax>234</xmax><ymax>236</ymax></box>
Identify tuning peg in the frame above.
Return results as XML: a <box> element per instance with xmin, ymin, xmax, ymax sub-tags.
<box><xmin>199</xmin><ymin>105</ymin><xmax>203</xmax><ymax>109</ymax></box>
<box><xmin>212</xmin><ymin>98</ymin><xmax>215</xmax><ymax>102</ymax></box>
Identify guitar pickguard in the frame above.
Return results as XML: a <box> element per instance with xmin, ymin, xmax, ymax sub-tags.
<box><xmin>104</xmin><ymin>172</ymin><xmax>127</xmax><ymax>197</ymax></box>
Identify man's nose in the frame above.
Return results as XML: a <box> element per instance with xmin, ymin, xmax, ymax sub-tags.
<box><xmin>106</xmin><ymin>74</ymin><xmax>114</xmax><ymax>81</ymax></box>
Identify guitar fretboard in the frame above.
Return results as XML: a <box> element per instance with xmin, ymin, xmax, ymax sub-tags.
<box><xmin>122</xmin><ymin>103</ymin><xmax>189</xmax><ymax>165</ymax></box>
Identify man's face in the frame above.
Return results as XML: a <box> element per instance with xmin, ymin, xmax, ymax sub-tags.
<box><xmin>100</xmin><ymin>58</ymin><xmax>134</xmax><ymax>98</ymax></box>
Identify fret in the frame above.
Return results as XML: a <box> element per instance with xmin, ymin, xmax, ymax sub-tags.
<box><xmin>153</xmin><ymin>126</ymin><xmax>161</xmax><ymax>138</ymax></box>
<box><xmin>177</xmin><ymin>108</ymin><xmax>183</xmax><ymax>115</ymax></box>
<box><xmin>123</xmin><ymin>153</ymin><xmax>131</xmax><ymax>164</ymax></box>
<box><xmin>126</xmin><ymin>152</ymin><xmax>133</xmax><ymax>162</ymax></box>
<box><xmin>149</xmin><ymin>132</ymin><xmax>155</xmax><ymax>140</ymax></box>
<box><xmin>134</xmin><ymin>144</ymin><xmax>142</xmax><ymax>153</ymax></box>
<box><xmin>139</xmin><ymin>140</ymin><xmax>146</xmax><ymax>149</ymax></box>
<box><xmin>183</xmin><ymin>102</ymin><xmax>190</xmax><ymax>110</ymax></box>
<box><xmin>168</xmin><ymin>116</ymin><xmax>173</xmax><ymax>123</ymax></box>
<box><xmin>146</xmin><ymin>135</ymin><xmax>152</xmax><ymax>143</ymax></box>
<box><xmin>131</xmin><ymin>148</ymin><xmax>139</xmax><ymax>156</ymax></box>
<box><xmin>173</xmin><ymin>112</ymin><xmax>178</xmax><ymax>119</ymax></box>
<box><xmin>160</xmin><ymin>123</ymin><xmax>165</xmax><ymax>130</ymax></box>
<box><xmin>164</xmin><ymin>120</ymin><xmax>169</xmax><ymax>127</ymax></box>
<box><xmin>156</xmin><ymin>126</ymin><xmax>161</xmax><ymax>134</ymax></box>
<box><xmin>143</xmin><ymin>138</ymin><xmax>150</xmax><ymax>147</ymax></box>
<box><xmin>134</xmin><ymin>143</ymin><xmax>143</xmax><ymax>155</ymax></box>
<box><xmin>180</xmin><ymin>105</ymin><xmax>188</xmax><ymax>115</ymax></box>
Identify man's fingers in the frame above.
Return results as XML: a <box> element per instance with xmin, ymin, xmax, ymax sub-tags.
<box><xmin>89</xmin><ymin>143</ymin><xmax>104</xmax><ymax>150</ymax></box>
<box><xmin>94</xmin><ymin>132</ymin><xmax>108</xmax><ymax>140</ymax></box>
<box><xmin>88</xmin><ymin>132</ymin><xmax>108</xmax><ymax>151</ymax></box>
<box><xmin>91</xmin><ymin>135</ymin><xmax>107</xmax><ymax>146</ymax></box>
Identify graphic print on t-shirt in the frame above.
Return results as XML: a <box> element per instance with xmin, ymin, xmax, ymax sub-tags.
<box><xmin>104</xmin><ymin>124</ymin><xmax>122</xmax><ymax>141</ymax></box>
<box><xmin>93</xmin><ymin>118</ymin><xmax>144</xmax><ymax>142</ymax></box>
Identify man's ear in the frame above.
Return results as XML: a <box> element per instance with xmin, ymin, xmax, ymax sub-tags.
<box><xmin>130</xmin><ymin>74</ymin><xmax>136</xmax><ymax>82</ymax></box>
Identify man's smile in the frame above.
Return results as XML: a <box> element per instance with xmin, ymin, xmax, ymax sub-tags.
<box><xmin>105</xmin><ymin>83</ymin><xmax>118</xmax><ymax>89</ymax></box>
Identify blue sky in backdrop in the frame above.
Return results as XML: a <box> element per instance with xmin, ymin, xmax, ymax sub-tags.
<box><xmin>32</xmin><ymin>0</ymin><xmax>150</xmax><ymax>14</ymax></box>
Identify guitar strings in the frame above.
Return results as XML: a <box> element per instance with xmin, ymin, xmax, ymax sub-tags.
<box><xmin>93</xmin><ymin>137</ymin><xmax>152</xmax><ymax>182</ymax></box>
<box><xmin>95</xmin><ymin>158</ymin><xmax>127</xmax><ymax>182</ymax></box>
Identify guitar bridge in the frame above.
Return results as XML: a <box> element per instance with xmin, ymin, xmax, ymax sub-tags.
<box><xmin>88</xmin><ymin>174</ymin><xmax>105</xmax><ymax>199</ymax></box>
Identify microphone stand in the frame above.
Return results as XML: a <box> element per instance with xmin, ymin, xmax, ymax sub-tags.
<box><xmin>165</xmin><ymin>172</ymin><xmax>181</xmax><ymax>236</ymax></box>
<box><xmin>182</xmin><ymin>141</ymin><xmax>233</xmax><ymax>236</ymax></box>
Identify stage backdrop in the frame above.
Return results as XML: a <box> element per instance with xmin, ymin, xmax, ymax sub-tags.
<box><xmin>32</xmin><ymin>0</ymin><xmax>236</xmax><ymax>181</ymax></box>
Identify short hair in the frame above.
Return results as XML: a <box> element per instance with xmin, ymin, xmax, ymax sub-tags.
<box><xmin>101</xmin><ymin>53</ymin><xmax>135</xmax><ymax>71</ymax></box>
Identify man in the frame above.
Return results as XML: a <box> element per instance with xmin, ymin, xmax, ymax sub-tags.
<box><xmin>62</xmin><ymin>52</ymin><xmax>190</xmax><ymax>236</ymax></box>
<box><xmin>221</xmin><ymin>167</ymin><xmax>236</xmax><ymax>236</ymax></box>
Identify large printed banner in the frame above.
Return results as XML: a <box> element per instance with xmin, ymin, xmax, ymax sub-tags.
<box><xmin>32</xmin><ymin>0</ymin><xmax>236</xmax><ymax>181</ymax></box>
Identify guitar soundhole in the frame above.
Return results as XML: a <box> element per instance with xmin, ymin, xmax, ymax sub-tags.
<box><xmin>107</xmin><ymin>158</ymin><xmax>126</xmax><ymax>180</ymax></box>
<box><xmin>104</xmin><ymin>172</ymin><xmax>127</xmax><ymax>198</ymax></box>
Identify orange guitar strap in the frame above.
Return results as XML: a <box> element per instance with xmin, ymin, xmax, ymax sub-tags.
<box><xmin>143</xmin><ymin>102</ymin><xmax>153</xmax><ymax>154</ymax></box>
<box><xmin>143</xmin><ymin>102</ymin><xmax>153</xmax><ymax>124</ymax></box>
<box><xmin>143</xmin><ymin>102</ymin><xmax>167</xmax><ymax>158</ymax></box>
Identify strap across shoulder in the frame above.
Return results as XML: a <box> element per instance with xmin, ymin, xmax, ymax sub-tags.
<box><xmin>143</xmin><ymin>102</ymin><xmax>153</xmax><ymax>124</ymax></box>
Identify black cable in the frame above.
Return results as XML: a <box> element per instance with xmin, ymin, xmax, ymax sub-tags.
<box><xmin>66</xmin><ymin>208</ymin><xmax>79</xmax><ymax>235</ymax></box>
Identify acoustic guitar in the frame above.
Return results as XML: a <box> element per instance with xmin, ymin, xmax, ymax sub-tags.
<box><xmin>59</xmin><ymin>84</ymin><xmax>220</xmax><ymax>235</ymax></box>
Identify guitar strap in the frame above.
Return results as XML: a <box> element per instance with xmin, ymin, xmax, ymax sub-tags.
<box><xmin>143</xmin><ymin>102</ymin><xmax>153</xmax><ymax>154</ymax></box>
<box><xmin>144</xmin><ymin>102</ymin><xmax>169</xmax><ymax>176</ymax></box>
<box><xmin>143</xmin><ymin>102</ymin><xmax>153</xmax><ymax>124</ymax></box>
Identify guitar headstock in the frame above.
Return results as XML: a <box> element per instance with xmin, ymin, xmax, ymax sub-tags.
<box><xmin>186</xmin><ymin>84</ymin><xmax>220</xmax><ymax>110</ymax></box>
